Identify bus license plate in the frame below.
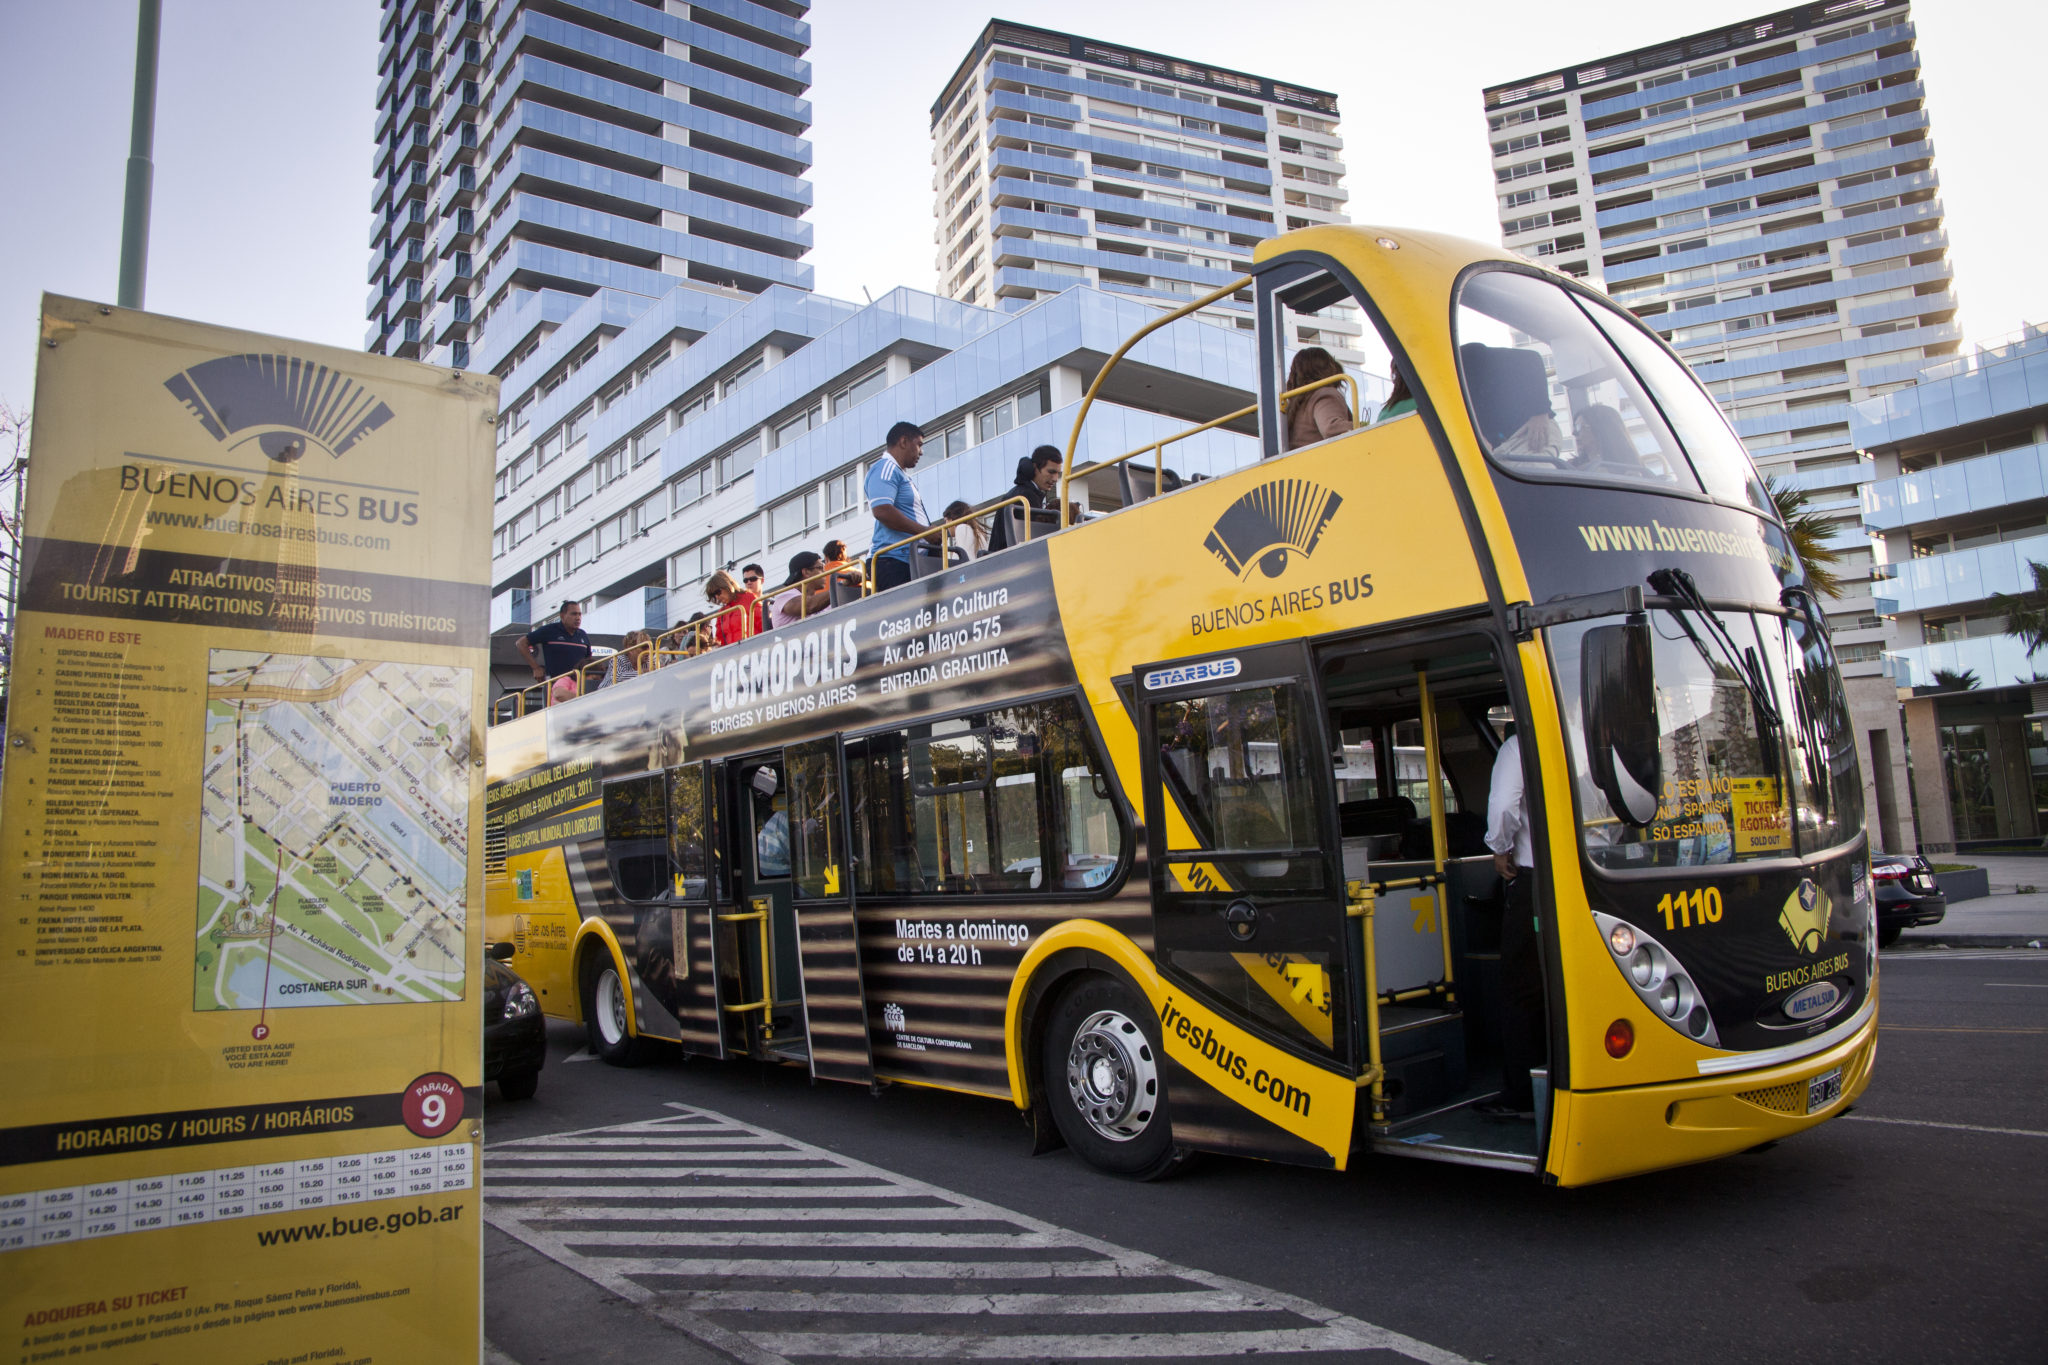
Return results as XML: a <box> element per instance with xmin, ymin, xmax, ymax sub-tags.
<box><xmin>1808</xmin><ymin>1068</ymin><xmax>1843</xmax><ymax>1112</ymax></box>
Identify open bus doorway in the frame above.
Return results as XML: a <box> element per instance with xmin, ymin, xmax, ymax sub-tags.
<box><xmin>717</xmin><ymin>755</ymin><xmax>808</xmax><ymax>1061</ymax></box>
<box><xmin>1316</xmin><ymin>628</ymin><xmax>1552</xmax><ymax>1168</ymax></box>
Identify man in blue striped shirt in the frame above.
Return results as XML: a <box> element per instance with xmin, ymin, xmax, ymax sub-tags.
<box><xmin>866</xmin><ymin>421</ymin><xmax>932</xmax><ymax>592</ymax></box>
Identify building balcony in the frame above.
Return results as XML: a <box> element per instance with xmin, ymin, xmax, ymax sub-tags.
<box><xmin>1886</xmin><ymin>633</ymin><xmax>2048</xmax><ymax>692</ymax></box>
<box><xmin>491</xmin><ymin>586</ymin><xmax>534</xmax><ymax>635</ymax></box>
<box><xmin>1863</xmin><ymin>439</ymin><xmax>2048</xmax><ymax>533</ymax></box>
<box><xmin>1852</xmin><ymin>329</ymin><xmax>2048</xmax><ymax>451</ymax></box>
<box><xmin>1879</xmin><ymin>530</ymin><xmax>2048</xmax><ymax>617</ymax></box>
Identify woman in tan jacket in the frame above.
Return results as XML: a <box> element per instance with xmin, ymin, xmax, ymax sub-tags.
<box><xmin>1282</xmin><ymin>346</ymin><xmax>1355</xmax><ymax>450</ymax></box>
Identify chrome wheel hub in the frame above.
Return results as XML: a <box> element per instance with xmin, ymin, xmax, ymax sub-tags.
<box><xmin>596</xmin><ymin>969</ymin><xmax>627</xmax><ymax>1045</ymax></box>
<box><xmin>1065</xmin><ymin>1009</ymin><xmax>1158</xmax><ymax>1142</ymax></box>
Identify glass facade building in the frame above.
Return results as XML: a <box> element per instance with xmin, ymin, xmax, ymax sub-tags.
<box><xmin>365</xmin><ymin>0</ymin><xmax>813</xmax><ymax>372</ymax></box>
<box><xmin>1482</xmin><ymin>0</ymin><xmax>1959</xmax><ymax>851</ymax></box>
<box><xmin>1859</xmin><ymin>327</ymin><xmax>2048</xmax><ymax>849</ymax></box>
<box><xmin>929</xmin><ymin>22</ymin><xmax>1360</xmax><ymax>361</ymax></box>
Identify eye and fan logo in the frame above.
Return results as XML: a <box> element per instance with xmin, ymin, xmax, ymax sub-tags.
<box><xmin>1778</xmin><ymin>877</ymin><xmax>1832</xmax><ymax>954</ymax></box>
<box><xmin>1203</xmin><ymin>478</ymin><xmax>1342</xmax><ymax>580</ymax></box>
<box><xmin>164</xmin><ymin>354</ymin><xmax>394</xmax><ymax>464</ymax></box>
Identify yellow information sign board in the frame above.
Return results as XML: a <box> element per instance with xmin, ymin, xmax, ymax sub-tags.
<box><xmin>1</xmin><ymin>297</ymin><xmax>494</xmax><ymax>1362</ymax></box>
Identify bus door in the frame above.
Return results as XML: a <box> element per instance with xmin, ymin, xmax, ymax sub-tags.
<box><xmin>717</xmin><ymin>754</ymin><xmax>807</xmax><ymax>1059</ymax></box>
<box><xmin>664</xmin><ymin>761</ymin><xmax>726</xmax><ymax>1059</ymax></box>
<box><xmin>783</xmin><ymin>736</ymin><xmax>876</xmax><ymax>1085</ymax></box>
<box><xmin>1136</xmin><ymin>641</ymin><xmax>1357</xmax><ymax>1083</ymax></box>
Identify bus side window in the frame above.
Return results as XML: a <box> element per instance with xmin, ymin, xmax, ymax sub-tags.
<box><xmin>845</xmin><ymin>696</ymin><xmax>1124</xmax><ymax>897</ymax></box>
<box><xmin>601</xmin><ymin>772</ymin><xmax>670</xmax><ymax>902</ymax></box>
<box><xmin>667</xmin><ymin>765</ymin><xmax>710</xmax><ymax>901</ymax></box>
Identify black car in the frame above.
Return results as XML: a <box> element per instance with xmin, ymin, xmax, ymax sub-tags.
<box><xmin>1872</xmin><ymin>852</ymin><xmax>1946</xmax><ymax>947</ymax></box>
<box><xmin>485</xmin><ymin>943</ymin><xmax>545</xmax><ymax>1100</ymax></box>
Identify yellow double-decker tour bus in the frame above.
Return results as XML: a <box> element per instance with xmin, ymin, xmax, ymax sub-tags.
<box><xmin>483</xmin><ymin>224</ymin><xmax>1875</xmax><ymax>1186</ymax></box>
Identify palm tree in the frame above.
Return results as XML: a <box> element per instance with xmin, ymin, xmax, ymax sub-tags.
<box><xmin>1764</xmin><ymin>475</ymin><xmax>1846</xmax><ymax>600</ymax></box>
<box><xmin>1931</xmin><ymin>667</ymin><xmax>1980</xmax><ymax>691</ymax></box>
<box><xmin>1992</xmin><ymin>559</ymin><xmax>2048</xmax><ymax>657</ymax></box>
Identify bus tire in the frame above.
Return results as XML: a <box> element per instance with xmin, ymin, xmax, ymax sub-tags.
<box><xmin>1041</xmin><ymin>973</ymin><xmax>1183</xmax><ymax>1180</ymax></box>
<box><xmin>581</xmin><ymin>950</ymin><xmax>645</xmax><ymax>1066</ymax></box>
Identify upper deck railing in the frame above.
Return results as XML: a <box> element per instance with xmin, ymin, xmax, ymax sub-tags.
<box><xmin>492</xmin><ymin>273</ymin><xmax>1359</xmax><ymax>727</ymax></box>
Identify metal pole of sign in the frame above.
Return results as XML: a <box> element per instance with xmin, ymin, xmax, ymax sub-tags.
<box><xmin>116</xmin><ymin>0</ymin><xmax>163</xmax><ymax>310</ymax></box>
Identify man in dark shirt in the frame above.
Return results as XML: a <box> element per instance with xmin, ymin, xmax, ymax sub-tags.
<box><xmin>519</xmin><ymin>600</ymin><xmax>593</xmax><ymax>685</ymax></box>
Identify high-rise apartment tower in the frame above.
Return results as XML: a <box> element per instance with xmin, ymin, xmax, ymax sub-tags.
<box><xmin>931</xmin><ymin>21</ymin><xmax>1359</xmax><ymax>359</ymax></box>
<box><xmin>1482</xmin><ymin>0</ymin><xmax>1956</xmax><ymax>848</ymax></box>
<box><xmin>366</xmin><ymin>0</ymin><xmax>814</xmax><ymax>372</ymax></box>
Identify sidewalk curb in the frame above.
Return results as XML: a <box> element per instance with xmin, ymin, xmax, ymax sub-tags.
<box><xmin>1889</xmin><ymin>934</ymin><xmax>2048</xmax><ymax>950</ymax></box>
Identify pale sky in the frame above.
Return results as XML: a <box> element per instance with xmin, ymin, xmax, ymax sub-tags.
<box><xmin>2</xmin><ymin>0</ymin><xmax>2039</xmax><ymax>413</ymax></box>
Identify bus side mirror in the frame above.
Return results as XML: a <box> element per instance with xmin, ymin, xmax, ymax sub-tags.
<box><xmin>1582</xmin><ymin>621</ymin><xmax>1661</xmax><ymax>828</ymax></box>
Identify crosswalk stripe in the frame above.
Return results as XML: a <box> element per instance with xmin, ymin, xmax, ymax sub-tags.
<box><xmin>484</xmin><ymin>1184</ymin><xmax>916</xmax><ymax>1200</ymax></box>
<box><xmin>502</xmin><ymin>1205</ymin><xmax>983</xmax><ymax>1223</ymax></box>
<box><xmin>518</xmin><ymin>1254</ymin><xmax>1146</xmax><ymax>1281</ymax></box>
<box><xmin>524</xmin><ymin>1229</ymin><xmax>1073</xmax><ymax>1249</ymax></box>
<box><xmin>485</xmin><ymin>1102</ymin><xmax>1472</xmax><ymax>1365</ymax></box>
<box><xmin>664</xmin><ymin>1290</ymin><xmax>1271</xmax><ymax>1315</ymax></box>
<box><xmin>751</xmin><ymin>1327</ymin><xmax>1399</xmax><ymax>1358</ymax></box>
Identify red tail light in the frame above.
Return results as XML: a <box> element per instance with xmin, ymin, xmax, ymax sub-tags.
<box><xmin>1605</xmin><ymin>1018</ymin><xmax>1635</xmax><ymax>1058</ymax></box>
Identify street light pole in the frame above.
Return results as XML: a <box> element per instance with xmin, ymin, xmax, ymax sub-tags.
<box><xmin>116</xmin><ymin>0</ymin><xmax>162</xmax><ymax>310</ymax></box>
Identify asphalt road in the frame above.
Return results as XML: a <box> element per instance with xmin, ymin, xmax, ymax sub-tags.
<box><xmin>482</xmin><ymin>947</ymin><xmax>2048</xmax><ymax>1365</ymax></box>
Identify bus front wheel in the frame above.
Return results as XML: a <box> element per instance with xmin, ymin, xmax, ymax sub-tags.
<box><xmin>581</xmin><ymin>952</ymin><xmax>645</xmax><ymax>1066</ymax></box>
<box><xmin>1041</xmin><ymin>974</ymin><xmax>1183</xmax><ymax>1180</ymax></box>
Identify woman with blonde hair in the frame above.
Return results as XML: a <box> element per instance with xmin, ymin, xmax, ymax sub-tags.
<box><xmin>1282</xmin><ymin>346</ymin><xmax>1355</xmax><ymax>450</ymax></box>
<box><xmin>705</xmin><ymin>569</ymin><xmax>759</xmax><ymax>648</ymax></box>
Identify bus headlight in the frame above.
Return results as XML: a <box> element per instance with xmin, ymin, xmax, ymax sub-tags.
<box><xmin>1591</xmin><ymin>911</ymin><xmax>1720</xmax><ymax>1049</ymax></box>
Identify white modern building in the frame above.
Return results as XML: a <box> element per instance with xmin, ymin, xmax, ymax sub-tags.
<box><xmin>1482</xmin><ymin>0</ymin><xmax>1958</xmax><ymax>848</ymax></box>
<box><xmin>930</xmin><ymin>21</ymin><xmax>1360</xmax><ymax>361</ymax></box>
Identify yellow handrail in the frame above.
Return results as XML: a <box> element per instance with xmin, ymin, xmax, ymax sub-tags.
<box><xmin>1416</xmin><ymin>668</ymin><xmax>1457</xmax><ymax>1000</ymax></box>
<box><xmin>1348</xmin><ymin>879</ymin><xmax>1386</xmax><ymax>1122</ymax></box>
<box><xmin>1060</xmin><ymin>373</ymin><xmax>1359</xmax><ymax>512</ymax></box>
<box><xmin>1059</xmin><ymin>275</ymin><xmax>1252</xmax><ymax>527</ymax></box>
<box><xmin>718</xmin><ymin>901</ymin><xmax>774</xmax><ymax>1017</ymax></box>
<box><xmin>495</xmin><ymin>496</ymin><xmax>1041</xmax><ymax>726</ymax></box>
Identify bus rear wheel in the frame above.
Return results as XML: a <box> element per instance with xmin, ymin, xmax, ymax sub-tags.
<box><xmin>581</xmin><ymin>953</ymin><xmax>645</xmax><ymax>1066</ymax></box>
<box><xmin>1041</xmin><ymin>974</ymin><xmax>1183</xmax><ymax>1180</ymax></box>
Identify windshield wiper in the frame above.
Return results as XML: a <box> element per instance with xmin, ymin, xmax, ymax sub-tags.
<box><xmin>1648</xmin><ymin>567</ymin><xmax>1783</xmax><ymax>754</ymax></box>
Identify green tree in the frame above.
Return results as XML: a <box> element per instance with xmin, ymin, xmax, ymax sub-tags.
<box><xmin>1765</xmin><ymin>474</ymin><xmax>1846</xmax><ymax>600</ymax></box>
<box><xmin>1931</xmin><ymin>667</ymin><xmax>1979</xmax><ymax>691</ymax></box>
<box><xmin>1992</xmin><ymin>559</ymin><xmax>2048</xmax><ymax>657</ymax></box>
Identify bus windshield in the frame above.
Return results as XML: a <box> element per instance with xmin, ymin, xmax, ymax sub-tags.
<box><xmin>1455</xmin><ymin>268</ymin><xmax>1769</xmax><ymax>511</ymax></box>
<box><xmin>1550</xmin><ymin>609</ymin><xmax>1860</xmax><ymax>869</ymax></box>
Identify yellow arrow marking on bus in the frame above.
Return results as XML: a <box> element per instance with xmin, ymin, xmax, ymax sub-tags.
<box><xmin>822</xmin><ymin>864</ymin><xmax>840</xmax><ymax>896</ymax></box>
<box><xmin>1411</xmin><ymin>895</ymin><xmax>1437</xmax><ymax>934</ymax></box>
<box><xmin>1282</xmin><ymin>962</ymin><xmax>1327</xmax><ymax>1010</ymax></box>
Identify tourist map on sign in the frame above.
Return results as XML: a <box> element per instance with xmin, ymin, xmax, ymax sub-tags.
<box><xmin>195</xmin><ymin>650</ymin><xmax>472</xmax><ymax>1013</ymax></box>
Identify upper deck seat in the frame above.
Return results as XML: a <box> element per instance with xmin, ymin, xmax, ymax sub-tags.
<box><xmin>1459</xmin><ymin>342</ymin><xmax>1551</xmax><ymax>451</ymax></box>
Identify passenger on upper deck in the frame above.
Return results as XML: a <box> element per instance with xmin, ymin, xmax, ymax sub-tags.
<box><xmin>1282</xmin><ymin>347</ymin><xmax>1355</xmax><ymax>450</ymax></box>
<box><xmin>985</xmin><ymin>446</ymin><xmax>1062</xmax><ymax>554</ymax></box>
<box><xmin>1377</xmin><ymin>371</ymin><xmax>1416</xmax><ymax>422</ymax></box>
<box><xmin>597</xmin><ymin>629</ymin><xmax>652</xmax><ymax>688</ymax></box>
<box><xmin>741</xmin><ymin>564</ymin><xmax>771</xmax><ymax>631</ymax></box>
<box><xmin>705</xmin><ymin>570</ymin><xmax>761</xmax><ymax>648</ymax></box>
<box><xmin>942</xmin><ymin>501</ymin><xmax>988</xmax><ymax>564</ymax></box>
<box><xmin>518</xmin><ymin>600</ymin><xmax>593</xmax><ymax>690</ymax></box>
<box><xmin>770</xmin><ymin>551</ymin><xmax>830</xmax><ymax>626</ymax></box>
<box><xmin>866</xmin><ymin>421</ymin><xmax>934</xmax><ymax>592</ymax></box>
